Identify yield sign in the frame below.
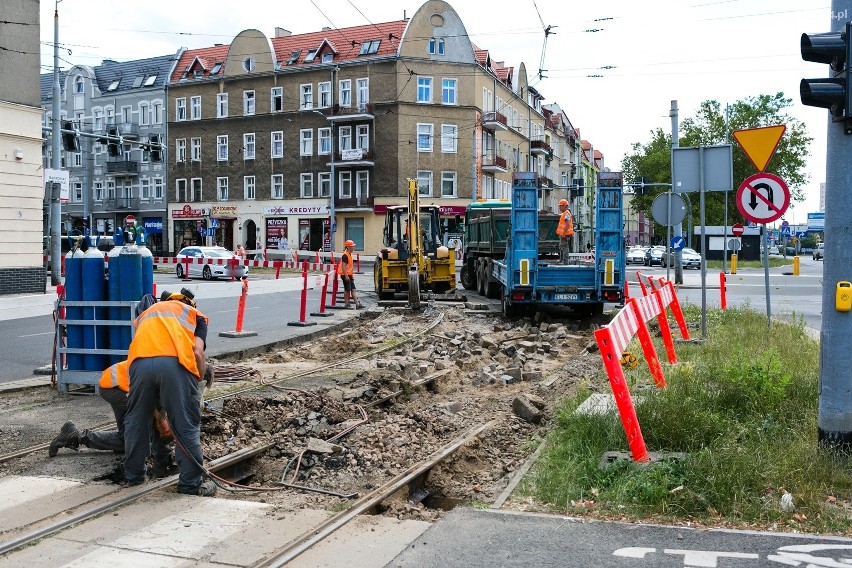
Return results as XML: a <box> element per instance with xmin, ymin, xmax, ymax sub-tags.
<box><xmin>732</xmin><ymin>125</ymin><xmax>786</xmax><ymax>172</ymax></box>
<box><xmin>736</xmin><ymin>172</ymin><xmax>790</xmax><ymax>224</ymax></box>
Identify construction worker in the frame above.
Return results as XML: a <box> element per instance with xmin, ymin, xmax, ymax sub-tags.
<box><xmin>337</xmin><ymin>240</ymin><xmax>363</xmax><ymax>309</ymax></box>
<box><xmin>556</xmin><ymin>198</ymin><xmax>575</xmax><ymax>264</ymax></box>
<box><xmin>123</xmin><ymin>288</ymin><xmax>215</xmax><ymax>496</ymax></box>
<box><xmin>48</xmin><ymin>359</ymin><xmax>176</xmax><ymax>478</ymax></box>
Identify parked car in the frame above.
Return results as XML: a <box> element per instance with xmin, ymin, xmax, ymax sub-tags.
<box><xmin>626</xmin><ymin>246</ymin><xmax>649</xmax><ymax>265</ymax></box>
<box><xmin>768</xmin><ymin>245</ymin><xmax>780</xmax><ymax>255</ymax></box>
<box><xmin>664</xmin><ymin>247</ymin><xmax>702</xmax><ymax>269</ymax></box>
<box><xmin>813</xmin><ymin>242</ymin><xmax>824</xmax><ymax>260</ymax></box>
<box><xmin>175</xmin><ymin>246</ymin><xmax>249</xmax><ymax>280</ymax></box>
<box><xmin>644</xmin><ymin>245</ymin><xmax>666</xmax><ymax>266</ymax></box>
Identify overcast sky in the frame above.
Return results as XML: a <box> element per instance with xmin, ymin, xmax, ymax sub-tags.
<box><xmin>40</xmin><ymin>0</ymin><xmax>830</xmax><ymax>225</ymax></box>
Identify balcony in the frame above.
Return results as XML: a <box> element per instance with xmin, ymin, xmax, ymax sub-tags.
<box><xmin>538</xmin><ymin>176</ymin><xmax>553</xmax><ymax>188</ymax></box>
<box><xmin>327</xmin><ymin>103</ymin><xmax>374</xmax><ymax>123</ymax></box>
<box><xmin>103</xmin><ymin>196</ymin><xmax>140</xmax><ymax>210</ymax></box>
<box><xmin>330</xmin><ymin>148</ymin><xmax>375</xmax><ymax>167</ymax></box>
<box><xmin>334</xmin><ymin>195</ymin><xmax>374</xmax><ymax>210</ymax></box>
<box><xmin>482</xmin><ymin>111</ymin><xmax>508</xmax><ymax>131</ymax></box>
<box><xmin>106</xmin><ymin>160</ymin><xmax>139</xmax><ymax>175</ymax></box>
<box><xmin>482</xmin><ymin>154</ymin><xmax>507</xmax><ymax>173</ymax></box>
<box><xmin>530</xmin><ymin>136</ymin><xmax>552</xmax><ymax>156</ymax></box>
<box><xmin>115</xmin><ymin>122</ymin><xmax>140</xmax><ymax>138</ymax></box>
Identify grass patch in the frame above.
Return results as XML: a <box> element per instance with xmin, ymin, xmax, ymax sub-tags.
<box><xmin>705</xmin><ymin>258</ymin><xmax>790</xmax><ymax>270</ymax></box>
<box><xmin>530</xmin><ymin>306</ymin><xmax>852</xmax><ymax>534</ymax></box>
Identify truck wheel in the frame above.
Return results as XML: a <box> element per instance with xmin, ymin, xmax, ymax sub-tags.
<box><xmin>477</xmin><ymin>263</ymin><xmax>487</xmax><ymax>296</ymax></box>
<box><xmin>460</xmin><ymin>262</ymin><xmax>477</xmax><ymax>290</ymax></box>
<box><xmin>374</xmin><ymin>262</ymin><xmax>394</xmax><ymax>300</ymax></box>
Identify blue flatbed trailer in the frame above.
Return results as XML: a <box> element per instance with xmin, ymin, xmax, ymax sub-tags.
<box><xmin>489</xmin><ymin>172</ymin><xmax>625</xmax><ymax>317</ymax></box>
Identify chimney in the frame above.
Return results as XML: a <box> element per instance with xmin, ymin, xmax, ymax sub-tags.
<box><xmin>275</xmin><ymin>27</ymin><xmax>292</xmax><ymax>37</ymax></box>
<box><xmin>322</xmin><ymin>26</ymin><xmax>331</xmax><ymax>31</ymax></box>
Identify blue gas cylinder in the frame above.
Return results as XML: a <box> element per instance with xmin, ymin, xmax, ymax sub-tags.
<box><xmin>82</xmin><ymin>246</ymin><xmax>108</xmax><ymax>370</ymax></box>
<box><xmin>110</xmin><ymin>245</ymin><xmax>142</xmax><ymax>363</ymax></box>
<box><xmin>64</xmin><ymin>249</ymin><xmax>84</xmax><ymax>370</ymax></box>
<box><xmin>138</xmin><ymin>243</ymin><xmax>154</xmax><ymax>296</ymax></box>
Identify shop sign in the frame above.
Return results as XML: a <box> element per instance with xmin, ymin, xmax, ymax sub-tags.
<box><xmin>211</xmin><ymin>205</ymin><xmax>237</xmax><ymax>218</ymax></box>
<box><xmin>265</xmin><ymin>205</ymin><xmax>327</xmax><ymax>215</ymax></box>
<box><xmin>172</xmin><ymin>204</ymin><xmax>203</xmax><ymax>218</ymax></box>
<box><xmin>143</xmin><ymin>218</ymin><xmax>163</xmax><ymax>234</ymax></box>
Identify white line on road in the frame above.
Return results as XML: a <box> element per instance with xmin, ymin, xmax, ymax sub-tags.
<box><xmin>214</xmin><ymin>306</ymin><xmax>262</xmax><ymax>314</ymax></box>
<box><xmin>18</xmin><ymin>332</ymin><xmax>54</xmax><ymax>338</ymax></box>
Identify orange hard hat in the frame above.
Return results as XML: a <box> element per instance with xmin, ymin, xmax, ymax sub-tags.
<box><xmin>558</xmin><ymin>199</ymin><xmax>569</xmax><ymax>206</ymax></box>
<box><xmin>344</xmin><ymin>240</ymin><xmax>355</xmax><ymax>248</ymax></box>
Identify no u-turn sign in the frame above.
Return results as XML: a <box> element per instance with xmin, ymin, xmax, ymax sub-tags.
<box><xmin>735</xmin><ymin>173</ymin><xmax>790</xmax><ymax>224</ymax></box>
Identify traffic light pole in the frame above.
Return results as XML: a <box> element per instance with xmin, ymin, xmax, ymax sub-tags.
<box><xmin>49</xmin><ymin>4</ymin><xmax>62</xmax><ymax>286</ymax></box>
<box><xmin>817</xmin><ymin>0</ymin><xmax>852</xmax><ymax>448</ymax></box>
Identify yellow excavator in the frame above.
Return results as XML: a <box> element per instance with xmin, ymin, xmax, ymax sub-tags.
<box><xmin>373</xmin><ymin>179</ymin><xmax>456</xmax><ymax>307</ymax></box>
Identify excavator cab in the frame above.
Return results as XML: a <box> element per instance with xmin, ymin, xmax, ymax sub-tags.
<box><xmin>381</xmin><ymin>205</ymin><xmax>443</xmax><ymax>262</ymax></box>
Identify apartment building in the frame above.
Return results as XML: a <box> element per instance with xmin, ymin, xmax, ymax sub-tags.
<box><xmin>41</xmin><ymin>51</ymin><xmax>183</xmax><ymax>255</ymax></box>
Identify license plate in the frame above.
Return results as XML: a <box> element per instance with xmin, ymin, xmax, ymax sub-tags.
<box><xmin>555</xmin><ymin>293</ymin><xmax>578</xmax><ymax>300</ymax></box>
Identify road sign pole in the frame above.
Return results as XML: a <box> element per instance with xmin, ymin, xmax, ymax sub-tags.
<box><xmin>666</xmin><ymin>191</ymin><xmax>672</xmax><ymax>283</ymax></box>
<box><xmin>699</xmin><ymin>147</ymin><xmax>707</xmax><ymax>338</ymax></box>
<box><xmin>818</xmin><ymin>0</ymin><xmax>852</xmax><ymax>451</ymax></box>
<box><xmin>763</xmin><ymin>223</ymin><xmax>771</xmax><ymax>328</ymax></box>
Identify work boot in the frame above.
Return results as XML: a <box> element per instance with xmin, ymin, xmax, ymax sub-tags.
<box><xmin>179</xmin><ymin>480</ymin><xmax>217</xmax><ymax>497</ymax></box>
<box><xmin>151</xmin><ymin>455</ymin><xmax>179</xmax><ymax>479</ymax></box>
<box><xmin>48</xmin><ymin>421</ymin><xmax>80</xmax><ymax>457</ymax></box>
<box><xmin>356</xmin><ymin>302</ymin><xmax>364</xmax><ymax>309</ymax></box>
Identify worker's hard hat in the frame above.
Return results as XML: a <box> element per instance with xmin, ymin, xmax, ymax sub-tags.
<box><xmin>161</xmin><ymin>287</ymin><xmax>196</xmax><ymax>308</ymax></box>
<box><xmin>558</xmin><ymin>199</ymin><xmax>569</xmax><ymax>207</ymax></box>
<box><xmin>344</xmin><ymin>240</ymin><xmax>356</xmax><ymax>248</ymax></box>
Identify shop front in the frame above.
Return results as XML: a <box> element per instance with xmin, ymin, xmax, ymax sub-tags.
<box><xmin>211</xmin><ymin>205</ymin><xmax>237</xmax><ymax>251</ymax></box>
<box><xmin>264</xmin><ymin>203</ymin><xmax>328</xmax><ymax>253</ymax></box>
<box><xmin>171</xmin><ymin>204</ymin><xmax>209</xmax><ymax>254</ymax></box>
<box><xmin>142</xmin><ymin>217</ymin><xmax>165</xmax><ymax>255</ymax></box>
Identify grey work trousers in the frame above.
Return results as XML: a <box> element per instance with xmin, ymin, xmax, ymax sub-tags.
<box><xmin>559</xmin><ymin>235</ymin><xmax>573</xmax><ymax>264</ymax></box>
<box><xmin>125</xmin><ymin>357</ymin><xmax>203</xmax><ymax>493</ymax></box>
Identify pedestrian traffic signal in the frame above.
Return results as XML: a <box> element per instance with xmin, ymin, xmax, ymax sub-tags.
<box><xmin>801</xmin><ymin>22</ymin><xmax>852</xmax><ymax>129</ymax></box>
<box><xmin>149</xmin><ymin>134</ymin><xmax>163</xmax><ymax>162</ymax></box>
<box><xmin>61</xmin><ymin>120</ymin><xmax>79</xmax><ymax>152</ymax></box>
<box><xmin>106</xmin><ymin>126</ymin><xmax>121</xmax><ymax>156</ymax></box>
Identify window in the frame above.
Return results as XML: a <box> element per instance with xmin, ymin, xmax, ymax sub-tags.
<box><xmin>322</xmin><ymin>53</ymin><xmax>333</xmax><ymax>63</ymax></box>
<box><xmin>132</xmin><ymin>76</ymin><xmax>143</xmax><ymax>88</ymax></box>
<box><xmin>217</xmin><ymin>177</ymin><xmax>228</xmax><ymax>201</ymax></box>
<box><xmin>151</xmin><ymin>102</ymin><xmax>162</xmax><ymax>125</ymax></box>
<box><xmin>356</xmin><ymin>125</ymin><xmax>369</xmax><ymax>150</ymax></box>
<box><xmin>300</xmin><ymin>173</ymin><xmax>313</xmax><ymax>198</ymax></box>
<box><xmin>300</xmin><ymin>84</ymin><xmax>313</xmax><ymax>110</ymax></box>
<box><xmin>121</xmin><ymin>106</ymin><xmax>132</xmax><ymax>124</ymax></box>
<box><xmin>139</xmin><ymin>103</ymin><xmax>149</xmax><ymax>126</ymax></box>
<box><xmin>243</xmin><ymin>90</ymin><xmax>255</xmax><ymax>115</ymax></box>
<box><xmin>141</xmin><ymin>178</ymin><xmax>151</xmax><ymax>200</ymax></box>
<box><xmin>271</xmin><ymin>131</ymin><xmax>283</xmax><ymax>158</ymax></box>
<box><xmin>344</xmin><ymin>218</ymin><xmax>364</xmax><ymax>252</ymax></box>
<box><xmin>243</xmin><ymin>133</ymin><xmax>255</xmax><ymax>160</ymax></box>
<box><xmin>153</xmin><ymin>177</ymin><xmax>163</xmax><ymax>200</ymax></box>
<box><xmin>94</xmin><ymin>181</ymin><xmax>103</xmax><ymax>202</ymax></box>
<box><xmin>318</xmin><ymin>127</ymin><xmax>331</xmax><ymax>155</ymax></box>
<box><xmin>74</xmin><ymin>76</ymin><xmax>84</xmax><ymax>94</ymax></box>
<box><xmin>244</xmin><ymin>176</ymin><xmax>256</xmax><ymax>200</ymax></box>
<box><xmin>107</xmin><ymin>180</ymin><xmax>116</xmax><ymax>200</ymax></box>
<box><xmin>271</xmin><ymin>87</ymin><xmax>283</xmax><ymax>112</ymax></box>
<box><xmin>441</xmin><ymin>78</ymin><xmax>457</xmax><ymax>105</ymax></box>
<box><xmin>417</xmin><ymin>77</ymin><xmax>432</xmax><ymax>103</ymax></box>
<box><xmin>144</xmin><ymin>75</ymin><xmax>157</xmax><ymax>86</ymax></box>
<box><xmin>73</xmin><ymin>182</ymin><xmax>82</xmax><ymax>202</ymax></box>
<box><xmin>243</xmin><ymin>57</ymin><xmax>256</xmax><ymax>72</ymax></box>
<box><xmin>359</xmin><ymin>39</ymin><xmax>380</xmax><ymax>55</ymax></box>
<box><xmin>356</xmin><ymin>78</ymin><xmax>369</xmax><ymax>106</ymax></box>
<box><xmin>417</xmin><ymin>123</ymin><xmax>433</xmax><ymax>152</ymax></box>
<box><xmin>217</xmin><ymin>93</ymin><xmax>228</xmax><ymax>118</ymax></box>
<box><xmin>304</xmin><ymin>48</ymin><xmax>318</xmax><ymax>63</ymax></box>
<box><xmin>191</xmin><ymin>137</ymin><xmax>201</xmax><ymax>161</ymax></box>
<box><xmin>300</xmin><ymin>129</ymin><xmax>313</xmax><ymax>156</ymax></box>
<box><xmin>190</xmin><ymin>96</ymin><xmax>201</xmax><ymax>120</ymax></box>
<box><xmin>319</xmin><ymin>172</ymin><xmax>331</xmax><ymax>197</ymax></box>
<box><xmin>176</xmin><ymin>138</ymin><xmax>186</xmax><ymax>162</ymax></box>
<box><xmin>482</xmin><ymin>175</ymin><xmax>493</xmax><ymax>200</ymax></box>
<box><xmin>93</xmin><ymin>109</ymin><xmax>103</xmax><ymax>130</ymax></box>
<box><xmin>482</xmin><ymin>87</ymin><xmax>493</xmax><ymax>112</ymax></box>
<box><xmin>107</xmin><ymin>79</ymin><xmax>119</xmax><ymax>92</ymax></box>
<box><xmin>417</xmin><ymin>171</ymin><xmax>432</xmax><ymax>196</ymax></box>
<box><xmin>427</xmin><ymin>37</ymin><xmax>445</xmax><ymax>55</ymax></box>
<box><xmin>356</xmin><ymin>171</ymin><xmax>369</xmax><ymax>200</ymax></box>
<box><xmin>176</xmin><ymin>98</ymin><xmax>186</xmax><ymax>121</ymax></box>
<box><xmin>271</xmin><ymin>174</ymin><xmax>284</xmax><ymax>199</ymax></box>
<box><xmin>339</xmin><ymin>79</ymin><xmax>351</xmax><ymax>107</ymax></box>
<box><xmin>319</xmin><ymin>82</ymin><xmax>331</xmax><ymax>108</ymax></box>
<box><xmin>217</xmin><ymin>135</ymin><xmax>228</xmax><ymax>161</ymax></box>
<box><xmin>339</xmin><ymin>171</ymin><xmax>352</xmax><ymax>198</ymax></box>
<box><xmin>141</xmin><ymin>144</ymin><xmax>149</xmax><ymax>164</ymax></box>
<box><xmin>73</xmin><ymin>152</ymin><xmax>82</xmax><ymax>167</ymax></box>
<box><xmin>441</xmin><ymin>171</ymin><xmax>457</xmax><ymax>197</ymax></box>
<box><xmin>191</xmin><ymin>178</ymin><xmax>202</xmax><ymax>202</ymax></box>
<box><xmin>441</xmin><ymin>124</ymin><xmax>458</xmax><ymax>153</ymax></box>
<box><xmin>338</xmin><ymin>126</ymin><xmax>352</xmax><ymax>151</ymax></box>
<box><xmin>176</xmin><ymin>179</ymin><xmax>188</xmax><ymax>202</ymax></box>
<box><xmin>105</xmin><ymin>107</ymin><xmax>115</xmax><ymax>125</ymax></box>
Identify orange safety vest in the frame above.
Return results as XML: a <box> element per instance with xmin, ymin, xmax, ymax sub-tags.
<box><xmin>556</xmin><ymin>209</ymin><xmax>574</xmax><ymax>237</ymax></box>
<box><xmin>99</xmin><ymin>359</ymin><xmax>130</xmax><ymax>392</ymax></box>
<box><xmin>336</xmin><ymin>250</ymin><xmax>354</xmax><ymax>277</ymax></box>
<box><xmin>127</xmin><ymin>301</ymin><xmax>208</xmax><ymax>379</ymax></box>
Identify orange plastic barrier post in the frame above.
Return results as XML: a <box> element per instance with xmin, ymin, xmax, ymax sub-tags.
<box><xmin>594</xmin><ymin>325</ymin><xmax>651</xmax><ymax>463</ymax></box>
<box><xmin>624</xmin><ymin>278</ymin><xmax>630</xmax><ymax>299</ymax></box>
<box><xmin>235</xmin><ymin>279</ymin><xmax>248</xmax><ymax>333</ymax></box>
<box><xmin>635</xmin><ymin>271</ymin><xmax>649</xmax><ymax>296</ymax></box>
<box><xmin>651</xmin><ymin>290</ymin><xmax>677</xmax><ymax>364</ymax></box>
<box><xmin>152</xmin><ymin>283</ymin><xmax>157</xmax><ymax>298</ymax></box>
<box><xmin>720</xmin><ymin>272</ymin><xmax>727</xmax><ymax>310</ymax></box>
<box><xmin>310</xmin><ymin>273</ymin><xmax>333</xmax><ymax>318</ymax></box>
<box><xmin>316</xmin><ymin>250</ymin><xmax>321</xmax><ymax>264</ymax></box>
<box><xmin>182</xmin><ymin>256</ymin><xmax>190</xmax><ymax>281</ymax></box>
<box><xmin>274</xmin><ymin>260</ymin><xmax>282</xmax><ymax>279</ymax></box>
<box><xmin>626</xmin><ymin>297</ymin><xmax>667</xmax><ymax>388</ymax></box>
<box><xmin>663</xmin><ymin>281</ymin><xmax>690</xmax><ymax>340</ymax></box>
<box><xmin>287</xmin><ymin>261</ymin><xmax>316</xmax><ymax>327</ymax></box>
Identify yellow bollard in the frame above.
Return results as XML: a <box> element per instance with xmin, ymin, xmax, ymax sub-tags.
<box><xmin>731</xmin><ymin>254</ymin><xmax>737</xmax><ymax>274</ymax></box>
<box><xmin>793</xmin><ymin>255</ymin><xmax>800</xmax><ymax>276</ymax></box>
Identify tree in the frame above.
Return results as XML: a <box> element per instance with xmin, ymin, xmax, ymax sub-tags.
<box><xmin>621</xmin><ymin>93</ymin><xmax>813</xmax><ymax>233</ymax></box>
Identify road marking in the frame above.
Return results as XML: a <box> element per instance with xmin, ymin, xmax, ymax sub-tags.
<box><xmin>18</xmin><ymin>332</ymin><xmax>54</xmax><ymax>338</ymax></box>
<box><xmin>214</xmin><ymin>306</ymin><xmax>261</xmax><ymax>314</ymax></box>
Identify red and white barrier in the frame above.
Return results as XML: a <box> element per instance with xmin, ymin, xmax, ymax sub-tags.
<box><xmin>310</xmin><ymin>273</ymin><xmax>333</xmax><ymax>318</ymax></box>
<box><xmin>287</xmin><ymin>261</ymin><xmax>317</xmax><ymax>328</ymax></box>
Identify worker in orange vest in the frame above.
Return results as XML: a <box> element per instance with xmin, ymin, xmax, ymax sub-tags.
<box><xmin>556</xmin><ymin>198</ymin><xmax>575</xmax><ymax>264</ymax></box>
<box><xmin>123</xmin><ymin>288</ymin><xmax>216</xmax><ymax>496</ymax></box>
<box><xmin>337</xmin><ymin>240</ymin><xmax>363</xmax><ymax>309</ymax></box>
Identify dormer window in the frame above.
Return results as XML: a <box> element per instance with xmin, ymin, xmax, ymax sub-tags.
<box><xmin>428</xmin><ymin>37</ymin><xmax>445</xmax><ymax>55</ymax></box>
<box><xmin>322</xmin><ymin>53</ymin><xmax>334</xmax><ymax>63</ymax></box>
<box><xmin>359</xmin><ymin>40</ymin><xmax>380</xmax><ymax>55</ymax></box>
<box><xmin>74</xmin><ymin>75</ymin><xmax>84</xmax><ymax>94</ymax></box>
<box><xmin>107</xmin><ymin>80</ymin><xmax>120</xmax><ymax>91</ymax></box>
<box><xmin>132</xmin><ymin>76</ymin><xmax>143</xmax><ymax>88</ymax></box>
<box><xmin>144</xmin><ymin>75</ymin><xmax>157</xmax><ymax>86</ymax></box>
<box><xmin>305</xmin><ymin>49</ymin><xmax>318</xmax><ymax>63</ymax></box>
<box><xmin>210</xmin><ymin>63</ymin><xmax>222</xmax><ymax>75</ymax></box>
<box><xmin>287</xmin><ymin>50</ymin><xmax>301</xmax><ymax>65</ymax></box>
<box><xmin>243</xmin><ymin>57</ymin><xmax>256</xmax><ymax>72</ymax></box>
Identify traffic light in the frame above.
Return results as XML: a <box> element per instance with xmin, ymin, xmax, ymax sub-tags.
<box><xmin>149</xmin><ymin>134</ymin><xmax>163</xmax><ymax>162</ymax></box>
<box><xmin>106</xmin><ymin>126</ymin><xmax>121</xmax><ymax>157</ymax></box>
<box><xmin>801</xmin><ymin>21</ymin><xmax>852</xmax><ymax>128</ymax></box>
<box><xmin>61</xmin><ymin>120</ymin><xmax>79</xmax><ymax>152</ymax></box>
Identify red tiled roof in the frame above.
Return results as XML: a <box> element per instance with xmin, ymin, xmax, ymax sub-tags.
<box><xmin>172</xmin><ymin>45</ymin><xmax>229</xmax><ymax>82</ymax></box>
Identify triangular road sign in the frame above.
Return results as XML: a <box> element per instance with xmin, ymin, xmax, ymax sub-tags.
<box><xmin>732</xmin><ymin>125</ymin><xmax>786</xmax><ymax>172</ymax></box>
